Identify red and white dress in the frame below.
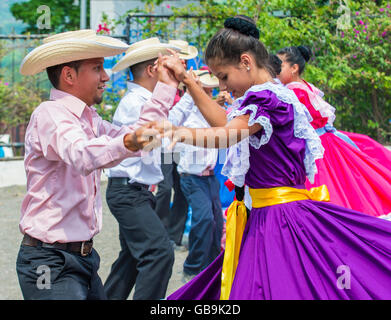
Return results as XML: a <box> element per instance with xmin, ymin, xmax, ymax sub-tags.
<box><xmin>287</xmin><ymin>80</ymin><xmax>391</xmax><ymax>217</ymax></box>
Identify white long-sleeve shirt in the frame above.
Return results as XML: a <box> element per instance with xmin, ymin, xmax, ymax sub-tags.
<box><xmin>174</xmin><ymin>96</ymin><xmax>219</xmax><ymax>176</ymax></box>
<box><xmin>107</xmin><ymin>82</ymin><xmax>195</xmax><ymax>185</ymax></box>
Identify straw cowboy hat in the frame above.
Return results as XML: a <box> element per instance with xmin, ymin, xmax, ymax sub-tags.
<box><xmin>194</xmin><ymin>67</ymin><xmax>219</xmax><ymax>88</ymax></box>
<box><xmin>168</xmin><ymin>40</ymin><xmax>198</xmax><ymax>60</ymax></box>
<box><xmin>112</xmin><ymin>37</ymin><xmax>181</xmax><ymax>73</ymax></box>
<box><xmin>20</xmin><ymin>29</ymin><xmax>129</xmax><ymax>76</ymax></box>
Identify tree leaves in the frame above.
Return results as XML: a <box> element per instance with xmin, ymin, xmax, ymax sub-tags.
<box><xmin>10</xmin><ymin>0</ymin><xmax>86</xmax><ymax>34</ymax></box>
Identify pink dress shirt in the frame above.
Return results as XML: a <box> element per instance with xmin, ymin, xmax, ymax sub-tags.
<box><xmin>20</xmin><ymin>82</ymin><xmax>176</xmax><ymax>243</ymax></box>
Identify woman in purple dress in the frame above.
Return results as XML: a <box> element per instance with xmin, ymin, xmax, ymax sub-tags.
<box><xmin>158</xmin><ymin>15</ymin><xmax>391</xmax><ymax>300</ymax></box>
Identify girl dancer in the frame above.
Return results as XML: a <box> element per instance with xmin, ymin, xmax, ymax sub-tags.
<box><xmin>277</xmin><ymin>46</ymin><xmax>391</xmax><ymax>217</ymax></box>
<box><xmin>157</xmin><ymin>15</ymin><xmax>391</xmax><ymax>300</ymax></box>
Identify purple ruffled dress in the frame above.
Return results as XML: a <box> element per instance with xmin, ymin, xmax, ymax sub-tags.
<box><xmin>167</xmin><ymin>83</ymin><xmax>391</xmax><ymax>300</ymax></box>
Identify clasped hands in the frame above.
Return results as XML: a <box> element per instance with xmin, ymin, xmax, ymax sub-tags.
<box><xmin>124</xmin><ymin>120</ymin><xmax>183</xmax><ymax>152</ymax></box>
<box><xmin>124</xmin><ymin>50</ymin><xmax>194</xmax><ymax>152</ymax></box>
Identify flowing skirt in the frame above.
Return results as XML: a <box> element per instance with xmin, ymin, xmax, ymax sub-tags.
<box><xmin>305</xmin><ymin>132</ymin><xmax>391</xmax><ymax>217</ymax></box>
<box><xmin>167</xmin><ymin>199</ymin><xmax>391</xmax><ymax>300</ymax></box>
<box><xmin>340</xmin><ymin>130</ymin><xmax>391</xmax><ymax>170</ymax></box>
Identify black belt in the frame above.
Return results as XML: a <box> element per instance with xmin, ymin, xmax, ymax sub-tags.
<box><xmin>22</xmin><ymin>234</ymin><xmax>93</xmax><ymax>256</ymax></box>
<box><xmin>180</xmin><ymin>171</ymin><xmax>215</xmax><ymax>177</ymax></box>
<box><xmin>109</xmin><ymin>177</ymin><xmax>149</xmax><ymax>189</ymax></box>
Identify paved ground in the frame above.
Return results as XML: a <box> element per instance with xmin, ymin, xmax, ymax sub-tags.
<box><xmin>0</xmin><ymin>182</ymin><xmax>189</xmax><ymax>300</ymax></box>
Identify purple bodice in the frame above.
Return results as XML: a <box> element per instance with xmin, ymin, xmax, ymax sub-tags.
<box><xmin>237</xmin><ymin>89</ymin><xmax>308</xmax><ymax>188</ymax></box>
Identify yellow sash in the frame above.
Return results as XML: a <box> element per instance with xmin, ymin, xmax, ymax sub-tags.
<box><xmin>220</xmin><ymin>199</ymin><xmax>247</xmax><ymax>300</ymax></box>
<box><xmin>220</xmin><ymin>185</ymin><xmax>329</xmax><ymax>300</ymax></box>
<box><xmin>249</xmin><ymin>185</ymin><xmax>330</xmax><ymax>208</ymax></box>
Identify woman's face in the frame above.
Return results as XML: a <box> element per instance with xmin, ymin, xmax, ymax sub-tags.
<box><xmin>208</xmin><ymin>58</ymin><xmax>253</xmax><ymax>99</ymax></box>
<box><xmin>277</xmin><ymin>54</ymin><xmax>297</xmax><ymax>85</ymax></box>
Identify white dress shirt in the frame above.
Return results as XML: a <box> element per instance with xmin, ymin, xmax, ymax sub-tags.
<box><xmin>107</xmin><ymin>82</ymin><xmax>195</xmax><ymax>185</ymax></box>
<box><xmin>175</xmin><ymin>97</ymin><xmax>219</xmax><ymax>176</ymax></box>
<box><xmin>107</xmin><ymin>82</ymin><xmax>163</xmax><ymax>185</ymax></box>
<box><xmin>162</xmin><ymin>92</ymin><xmax>195</xmax><ymax>153</ymax></box>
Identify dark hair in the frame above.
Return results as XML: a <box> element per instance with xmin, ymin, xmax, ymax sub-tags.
<box><xmin>269</xmin><ymin>54</ymin><xmax>282</xmax><ymax>76</ymax></box>
<box><xmin>277</xmin><ymin>45</ymin><xmax>312</xmax><ymax>75</ymax></box>
<box><xmin>224</xmin><ymin>15</ymin><xmax>260</xmax><ymax>39</ymax></box>
<box><xmin>129</xmin><ymin>58</ymin><xmax>156</xmax><ymax>81</ymax></box>
<box><xmin>46</xmin><ymin>60</ymin><xmax>83</xmax><ymax>89</ymax></box>
<box><xmin>204</xmin><ymin>15</ymin><xmax>276</xmax><ymax>77</ymax></box>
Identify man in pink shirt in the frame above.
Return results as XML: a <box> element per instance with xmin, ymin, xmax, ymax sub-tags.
<box><xmin>16</xmin><ymin>30</ymin><xmax>178</xmax><ymax>300</ymax></box>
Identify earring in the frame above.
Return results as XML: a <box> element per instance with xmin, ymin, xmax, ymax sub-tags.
<box><xmin>247</xmin><ymin>66</ymin><xmax>250</xmax><ymax>71</ymax></box>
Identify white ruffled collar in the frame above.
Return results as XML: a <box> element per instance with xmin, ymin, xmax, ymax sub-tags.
<box><xmin>222</xmin><ymin>82</ymin><xmax>324</xmax><ymax>185</ymax></box>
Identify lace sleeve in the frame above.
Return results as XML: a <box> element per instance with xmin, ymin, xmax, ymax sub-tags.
<box><xmin>222</xmin><ymin>82</ymin><xmax>324</xmax><ymax>184</ymax></box>
<box><xmin>221</xmin><ymin>137</ymin><xmax>250</xmax><ymax>187</ymax></box>
<box><xmin>227</xmin><ymin>99</ymin><xmax>273</xmax><ymax>150</ymax></box>
<box><xmin>242</xmin><ymin>82</ymin><xmax>324</xmax><ymax>183</ymax></box>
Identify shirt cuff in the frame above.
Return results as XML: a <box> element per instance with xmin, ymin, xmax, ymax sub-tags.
<box><xmin>152</xmin><ymin>81</ymin><xmax>177</xmax><ymax>106</ymax></box>
<box><xmin>113</xmin><ymin>134</ymin><xmax>141</xmax><ymax>159</ymax></box>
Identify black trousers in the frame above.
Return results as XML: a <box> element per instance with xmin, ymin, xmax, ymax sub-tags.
<box><xmin>104</xmin><ymin>179</ymin><xmax>174</xmax><ymax>300</ymax></box>
<box><xmin>155</xmin><ymin>152</ymin><xmax>189</xmax><ymax>246</ymax></box>
<box><xmin>16</xmin><ymin>245</ymin><xmax>105</xmax><ymax>300</ymax></box>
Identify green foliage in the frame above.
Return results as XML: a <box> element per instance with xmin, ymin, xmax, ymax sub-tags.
<box><xmin>10</xmin><ymin>0</ymin><xmax>88</xmax><ymax>34</ymax></box>
<box><xmin>113</xmin><ymin>0</ymin><xmax>390</xmax><ymax>142</ymax></box>
<box><xmin>0</xmin><ymin>77</ymin><xmax>45</xmax><ymax>135</ymax></box>
<box><xmin>0</xmin><ymin>38</ymin><xmax>47</xmax><ymax>136</ymax></box>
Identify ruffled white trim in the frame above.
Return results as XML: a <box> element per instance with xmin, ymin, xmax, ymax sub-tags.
<box><xmin>222</xmin><ymin>99</ymin><xmax>252</xmax><ymax>187</ymax></box>
<box><xmin>378</xmin><ymin>212</ymin><xmax>391</xmax><ymax>221</ymax></box>
<box><xmin>228</xmin><ymin>104</ymin><xmax>273</xmax><ymax>148</ymax></box>
<box><xmin>287</xmin><ymin>81</ymin><xmax>336</xmax><ymax>126</ymax></box>
<box><xmin>221</xmin><ymin>137</ymin><xmax>250</xmax><ymax>187</ymax></box>
<box><xmin>222</xmin><ymin>81</ymin><xmax>324</xmax><ymax>184</ymax></box>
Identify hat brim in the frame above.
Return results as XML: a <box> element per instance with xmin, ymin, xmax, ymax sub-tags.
<box><xmin>199</xmin><ymin>77</ymin><xmax>219</xmax><ymax>88</ymax></box>
<box><xmin>200</xmin><ymin>80</ymin><xmax>219</xmax><ymax>88</ymax></box>
<box><xmin>20</xmin><ymin>36</ymin><xmax>129</xmax><ymax>75</ymax></box>
<box><xmin>194</xmin><ymin>70</ymin><xmax>219</xmax><ymax>88</ymax></box>
<box><xmin>112</xmin><ymin>44</ymin><xmax>181</xmax><ymax>73</ymax></box>
<box><xmin>178</xmin><ymin>45</ymin><xmax>198</xmax><ymax>60</ymax></box>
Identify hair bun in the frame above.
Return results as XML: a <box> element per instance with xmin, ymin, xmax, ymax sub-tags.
<box><xmin>297</xmin><ymin>45</ymin><xmax>312</xmax><ymax>62</ymax></box>
<box><xmin>224</xmin><ymin>17</ymin><xmax>260</xmax><ymax>39</ymax></box>
<box><xmin>269</xmin><ymin>54</ymin><xmax>282</xmax><ymax>75</ymax></box>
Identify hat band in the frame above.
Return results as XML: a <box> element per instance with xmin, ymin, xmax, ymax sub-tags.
<box><xmin>197</xmin><ymin>71</ymin><xmax>210</xmax><ymax>77</ymax></box>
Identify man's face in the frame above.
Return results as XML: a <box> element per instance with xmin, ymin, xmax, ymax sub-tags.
<box><xmin>74</xmin><ymin>58</ymin><xmax>110</xmax><ymax>106</ymax></box>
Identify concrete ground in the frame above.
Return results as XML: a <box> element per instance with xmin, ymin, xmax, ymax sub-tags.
<box><xmin>0</xmin><ymin>182</ymin><xmax>189</xmax><ymax>300</ymax></box>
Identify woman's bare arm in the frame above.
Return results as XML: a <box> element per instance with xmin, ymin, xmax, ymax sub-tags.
<box><xmin>182</xmin><ymin>74</ymin><xmax>228</xmax><ymax>127</ymax></box>
<box><xmin>161</xmin><ymin>114</ymin><xmax>261</xmax><ymax>149</ymax></box>
<box><xmin>161</xmin><ymin>51</ymin><xmax>228</xmax><ymax>127</ymax></box>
